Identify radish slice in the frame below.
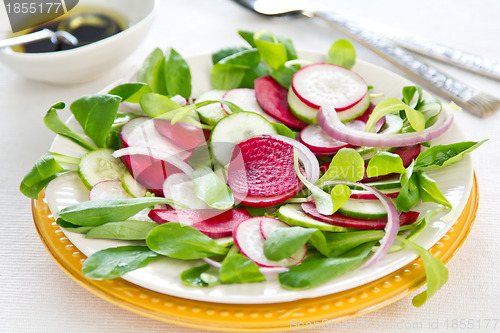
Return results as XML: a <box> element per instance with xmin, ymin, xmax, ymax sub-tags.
<box><xmin>318</xmin><ymin>105</ymin><xmax>453</xmax><ymax>147</ymax></box>
<box><xmin>259</xmin><ymin>218</ymin><xmax>290</xmax><ymax>240</ymax></box>
<box><xmin>350</xmin><ymin>188</ymin><xmax>400</xmax><ymax>200</ymax></box>
<box><xmin>154</xmin><ymin>119</ymin><xmax>207</xmax><ymax>152</ymax></box>
<box><xmin>112</xmin><ymin>147</ymin><xmax>194</xmax><ymax>177</ymax></box>
<box><xmin>291</xmin><ymin>63</ymin><xmax>370</xmax><ymax>121</ymax></box>
<box><xmin>222</xmin><ymin>88</ymin><xmax>282</xmax><ymax>124</ymax></box>
<box><xmin>233</xmin><ymin>217</ymin><xmax>307</xmax><ymax>268</ymax></box>
<box><xmin>89</xmin><ymin>180</ymin><xmax>132</xmax><ymax>200</ymax></box>
<box><xmin>120</xmin><ymin>117</ymin><xmax>191</xmax><ymax>161</ymax></box>
<box><xmin>162</xmin><ymin>173</ymin><xmax>208</xmax><ymax>209</ymax></box>
<box><xmin>323</xmin><ymin>181</ymin><xmax>402</xmax><ymax>269</ymax></box>
<box><xmin>254</xmin><ymin>76</ymin><xmax>308</xmax><ymax>130</ymax></box>
<box><xmin>201</xmin><ymin>257</ymin><xmax>289</xmax><ymax>275</ymax></box>
<box><xmin>148</xmin><ymin>208</ymin><xmax>251</xmax><ymax>238</ymax></box>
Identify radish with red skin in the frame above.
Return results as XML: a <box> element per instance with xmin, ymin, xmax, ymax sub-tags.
<box><xmin>233</xmin><ymin>217</ymin><xmax>307</xmax><ymax>268</ymax></box>
<box><xmin>259</xmin><ymin>218</ymin><xmax>289</xmax><ymax>240</ymax></box>
<box><xmin>222</xmin><ymin>88</ymin><xmax>282</xmax><ymax>124</ymax></box>
<box><xmin>154</xmin><ymin>119</ymin><xmax>207</xmax><ymax>152</ymax></box>
<box><xmin>232</xmin><ymin>183</ymin><xmax>304</xmax><ymax>208</ymax></box>
<box><xmin>290</xmin><ymin>63</ymin><xmax>370</xmax><ymax>123</ymax></box>
<box><xmin>301</xmin><ymin>202</ymin><xmax>419</xmax><ymax>230</ymax></box>
<box><xmin>148</xmin><ymin>208</ymin><xmax>251</xmax><ymax>239</ymax></box>
<box><xmin>254</xmin><ymin>76</ymin><xmax>308</xmax><ymax>130</ymax></box>
<box><xmin>120</xmin><ymin>117</ymin><xmax>191</xmax><ymax>161</ymax></box>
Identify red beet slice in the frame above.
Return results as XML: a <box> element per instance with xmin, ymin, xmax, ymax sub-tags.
<box><xmin>120</xmin><ymin>154</ymin><xmax>182</xmax><ymax>196</ymax></box>
<box><xmin>154</xmin><ymin>119</ymin><xmax>208</xmax><ymax>152</ymax></box>
<box><xmin>254</xmin><ymin>76</ymin><xmax>308</xmax><ymax>130</ymax></box>
<box><xmin>232</xmin><ymin>182</ymin><xmax>304</xmax><ymax>208</ymax></box>
<box><xmin>301</xmin><ymin>202</ymin><xmax>419</xmax><ymax>230</ymax></box>
<box><xmin>227</xmin><ymin>135</ymin><xmax>301</xmax><ymax>197</ymax></box>
<box><xmin>148</xmin><ymin>208</ymin><xmax>251</xmax><ymax>238</ymax></box>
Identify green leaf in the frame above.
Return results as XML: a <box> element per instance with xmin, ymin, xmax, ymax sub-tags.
<box><xmin>309</xmin><ymin>230</ymin><xmax>384</xmax><ymax>258</ymax></box>
<box><xmin>193</xmin><ymin>166</ymin><xmax>234</xmax><ymax>209</ymax></box>
<box><xmin>108</xmin><ymin>83</ymin><xmax>152</xmax><ymax>103</ymax></box>
<box><xmin>181</xmin><ymin>264</ymin><xmax>220</xmax><ymax>287</ymax></box>
<box><xmin>56</xmin><ymin>218</ymin><xmax>92</xmax><ymax>234</ymax></box>
<box><xmin>404</xmin><ymin>104</ymin><xmax>426</xmax><ymax>132</ymax></box>
<box><xmin>317</xmin><ymin>148</ymin><xmax>365</xmax><ymax>184</ymax></box>
<box><xmin>146</xmin><ymin>223</ymin><xmax>229</xmax><ymax>259</ymax></box>
<box><xmin>270</xmin><ymin>62</ymin><xmax>302</xmax><ymax>89</ymax></box>
<box><xmin>212</xmin><ymin>46</ymin><xmax>248</xmax><ymax>64</ymax></box>
<box><xmin>417</xmin><ymin>171</ymin><xmax>452</xmax><ymax>208</ymax></box>
<box><xmin>82</xmin><ymin>245</ymin><xmax>158</xmax><ymax>280</ymax></box>
<box><xmin>254</xmin><ymin>30</ymin><xmax>288</xmax><ymax>69</ymax></box>
<box><xmin>70</xmin><ymin>94</ymin><xmax>122</xmax><ymax>148</ymax></box>
<box><xmin>397</xmin><ymin>236</ymin><xmax>448</xmax><ymax>307</ymax></box>
<box><xmin>396</xmin><ymin>162</ymin><xmax>421</xmax><ymax>212</ymax></box>
<box><xmin>20</xmin><ymin>152</ymin><xmax>64</xmax><ymax>199</ymax></box>
<box><xmin>264</xmin><ymin>227</ymin><xmax>318</xmax><ymax>261</ymax></box>
<box><xmin>293</xmin><ymin>150</ymin><xmax>333</xmax><ymax>215</ymax></box>
<box><xmin>164</xmin><ymin>47</ymin><xmax>192</xmax><ymax>98</ymax></box>
<box><xmin>271</xmin><ymin>123</ymin><xmax>295</xmax><ymax>139</ymax></box>
<box><xmin>327</xmin><ymin>39</ymin><xmax>356</xmax><ymax>69</ymax></box>
<box><xmin>220</xmin><ymin>254</ymin><xmax>266</xmax><ymax>284</ymax></box>
<box><xmin>85</xmin><ymin>220</ymin><xmax>157</xmax><ymax>240</ymax></box>
<box><xmin>58</xmin><ymin>197</ymin><xmax>185</xmax><ymax>226</ymax></box>
<box><xmin>140</xmin><ymin>92</ymin><xmax>182</xmax><ymax>118</ymax></box>
<box><xmin>366</xmin><ymin>152</ymin><xmax>406</xmax><ymax>177</ymax></box>
<box><xmin>137</xmin><ymin>48</ymin><xmax>167</xmax><ymax>95</ymax></box>
<box><xmin>219</xmin><ymin>49</ymin><xmax>261</xmax><ymax>69</ymax></box>
<box><xmin>278</xmin><ymin>241</ymin><xmax>376</xmax><ymax>289</ymax></box>
<box><xmin>330</xmin><ymin>184</ymin><xmax>351</xmax><ymax>213</ymax></box>
<box><xmin>211</xmin><ymin>63</ymin><xmax>247</xmax><ymax>90</ymax></box>
<box><xmin>238</xmin><ymin>30</ymin><xmax>257</xmax><ymax>48</ymax></box>
<box><xmin>43</xmin><ymin>103</ymin><xmax>97</xmax><ymax>151</ymax></box>
<box><xmin>365</xmin><ymin>97</ymin><xmax>406</xmax><ymax>132</ymax></box>
<box><xmin>415</xmin><ymin>140</ymin><xmax>487</xmax><ymax>170</ymax></box>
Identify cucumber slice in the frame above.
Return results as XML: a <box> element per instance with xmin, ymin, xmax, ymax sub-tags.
<box><xmin>210</xmin><ymin>111</ymin><xmax>277</xmax><ymax>164</ymax></box>
<box><xmin>350</xmin><ymin>178</ymin><xmax>402</xmax><ymax>190</ymax></box>
<box><xmin>122</xmin><ymin>171</ymin><xmax>147</xmax><ymax>198</ymax></box>
<box><xmin>78</xmin><ymin>148</ymin><xmax>126</xmax><ymax>189</ymax></box>
<box><xmin>214</xmin><ymin>236</ymin><xmax>234</xmax><ymax>247</ymax></box>
<box><xmin>378</xmin><ymin>114</ymin><xmax>404</xmax><ymax>135</ymax></box>
<box><xmin>338</xmin><ymin>199</ymin><xmax>387</xmax><ymax>219</ymax></box>
<box><xmin>277</xmin><ymin>204</ymin><xmax>351</xmax><ymax>232</ymax></box>
<box><xmin>195</xmin><ymin>89</ymin><xmax>227</xmax><ymax>125</ymax></box>
<box><xmin>288</xmin><ymin>88</ymin><xmax>318</xmax><ymax>125</ymax></box>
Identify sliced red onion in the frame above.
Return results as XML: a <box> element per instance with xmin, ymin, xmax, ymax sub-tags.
<box><xmin>201</xmin><ymin>257</ymin><xmax>289</xmax><ymax>275</ymax></box>
<box><xmin>317</xmin><ymin>106</ymin><xmax>453</xmax><ymax>147</ymax></box>
<box><xmin>271</xmin><ymin>134</ymin><xmax>320</xmax><ymax>183</ymax></box>
<box><xmin>324</xmin><ymin>180</ymin><xmax>399</xmax><ymax>269</ymax></box>
<box><xmin>112</xmin><ymin>147</ymin><xmax>194</xmax><ymax>177</ymax></box>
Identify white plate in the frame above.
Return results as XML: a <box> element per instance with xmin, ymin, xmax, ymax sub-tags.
<box><xmin>45</xmin><ymin>51</ymin><xmax>473</xmax><ymax>304</ymax></box>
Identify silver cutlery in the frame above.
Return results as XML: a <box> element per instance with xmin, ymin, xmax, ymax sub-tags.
<box><xmin>232</xmin><ymin>0</ymin><xmax>500</xmax><ymax>117</ymax></box>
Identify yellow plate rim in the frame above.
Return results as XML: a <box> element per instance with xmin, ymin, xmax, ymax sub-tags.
<box><xmin>31</xmin><ymin>174</ymin><xmax>479</xmax><ymax>332</ymax></box>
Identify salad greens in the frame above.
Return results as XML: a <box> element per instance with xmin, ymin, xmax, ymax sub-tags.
<box><xmin>20</xmin><ymin>28</ymin><xmax>486</xmax><ymax>309</ymax></box>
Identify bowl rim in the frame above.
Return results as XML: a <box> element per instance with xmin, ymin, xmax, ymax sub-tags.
<box><xmin>0</xmin><ymin>0</ymin><xmax>160</xmax><ymax>59</ymax></box>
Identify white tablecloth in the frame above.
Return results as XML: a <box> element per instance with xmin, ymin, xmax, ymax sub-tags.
<box><xmin>1</xmin><ymin>0</ymin><xmax>499</xmax><ymax>332</ymax></box>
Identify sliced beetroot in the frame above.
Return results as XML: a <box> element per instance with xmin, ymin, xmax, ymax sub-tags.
<box><xmin>232</xmin><ymin>183</ymin><xmax>304</xmax><ymax>208</ymax></box>
<box><xmin>154</xmin><ymin>119</ymin><xmax>208</xmax><ymax>152</ymax></box>
<box><xmin>148</xmin><ymin>208</ymin><xmax>251</xmax><ymax>239</ymax></box>
<box><xmin>254</xmin><ymin>76</ymin><xmax>308</xmax><ymax>130</ymax></box>
<box><xmin>361</xmin><ymin>144</ymin><xmax>421</xmax><ymax>183</ymax></box>
<box><xmin>301</xmin><ymin>202</ymin><xmax>419</xmax><ymax>230</ymax></box>
<box><xmin>227</xmin><ymin>135</ymin><xmax>301</xmax><ymax>197</ymax></box>
<box><xmin>233</xmin><ymin>217</ymin><xmax>307</xmax><ymax>267</ymax></box>
<box><xmin>120</xmin><ymin>154</ymin><xmax>183</xmax><ymax>196</ymax></box>
<box><xmin>349</xmin><ymin>189</ymin><xmax>400</xmax><ymax>200</ymax></box>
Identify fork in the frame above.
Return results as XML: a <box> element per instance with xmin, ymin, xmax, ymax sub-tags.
<box><xmin>232</xmin><ymin>0</ymin><xmax>500</xmax><ymax>117</ymax></box>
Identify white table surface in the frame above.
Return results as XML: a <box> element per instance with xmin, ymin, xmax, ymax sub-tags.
<box><xmin>1</xmin><ymin>0</ymin><xmax>499</xmax><ymax>332</ymax></box>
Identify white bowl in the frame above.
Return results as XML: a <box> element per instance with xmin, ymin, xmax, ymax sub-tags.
<box><xmin>0</xmin><ymin>0</ymin><xmax>159</xmax><ymax>84</ymax></box>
